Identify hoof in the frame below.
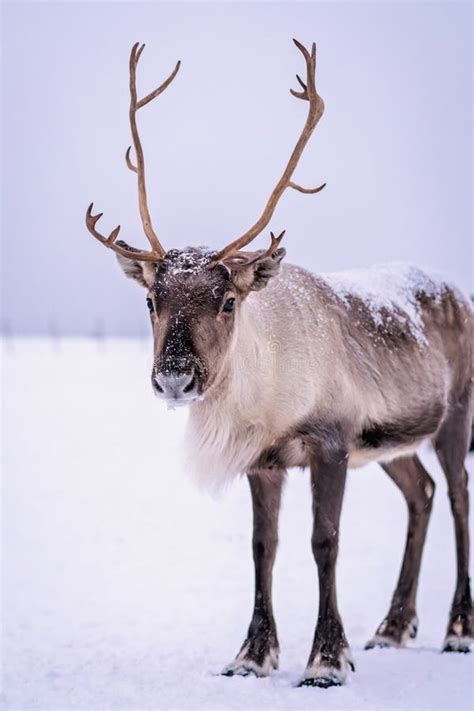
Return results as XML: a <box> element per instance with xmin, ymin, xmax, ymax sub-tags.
<box><xmin>443</xmin><ymin>635</ymin><xmax>472</xmax><ymax>654</ymax></box>
<box><xmin>222</xmin><ymin>645</ymin><xmax>279</xmax><ymax>678</ymax></box>
<box><xmin>365</xmin><ymin>615</ymin><xmax>418</xmax><ymax>650</ymax></box>
<box><xmin>365</xmin><ymin>637</ymin><xmax>393</xmax><ymax>650</ymax></box>
<box><xmin>222</xmin><ymin>666</ymin><xmax>253</xmax><ymax>678</ymax></box>
<box><xmin>300</xmin><ymin>647</ymin><xmax>354</xmax><ymax>688</ymax></box>
<box><xmin>443</xmin><ymin>615</ymin><xmax>473</xmax><ymax>653</ymax></box>
<box><xmin>298</xmin><ymin>674</ymin><xmax>342</xmax><ymax>689</ymax></box>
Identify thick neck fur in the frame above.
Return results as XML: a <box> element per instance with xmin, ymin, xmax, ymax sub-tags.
<box><xmin>186</xmin><ymin>264</ymin><xmax>348</xmax><ymax>490</ymax></box>
<box><xmin>186</xmin><ymin>296</ymin><xmax>282</xmax><ymax>491</ymax></box>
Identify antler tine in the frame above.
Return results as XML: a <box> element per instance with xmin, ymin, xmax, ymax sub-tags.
<box><xmin>212</xmin><ymin>39</ymin><xmax>325</xmax><ymax>265</ymax></box>
<box><xmin>125</xmin><ymin>146</ymin><xmax>138</xmax><ymax>173</ymax></box>
<box><xmin>85</xmin><ymin>203</ymin><xmax>160</xmax><ymax>262</ymax></box>
<box><xmin>288</xmin><ymin>180</ymin><xmax>326</xmax><ymax>194</ymax></box>
<box><xmin>220</xmin><ymin>230</ymin><xmax>286</xmax><ymax>270</ymax></box>
<box><xmin>266</xmin><ymin>229</ymin><xmax>286</xmax><ymax>256</ymax></box>
<box><xmin>137</xmin><ymin>59</ymin><xmax>181</xmax><ymax>110</ymax></box>
<box><xmin>135</xmin><ymin>42</ymin><xmax>145</xmax><ymax>63</ymax></box>
<box><xmin>126</xmin><ymin>42</ymin><xmax>181</xmax><ymax>258</ymax></box>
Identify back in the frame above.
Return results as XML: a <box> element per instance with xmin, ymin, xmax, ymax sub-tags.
<box><xmin>248</xmin><ymin>261</ymin><xmax>472</xmax><ymax>433</ymax></box>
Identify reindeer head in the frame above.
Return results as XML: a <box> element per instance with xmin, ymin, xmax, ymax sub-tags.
<box><xmin>86</xmin><ymin>40</ymin><xmax>325</xmax><ymax>404</ymax></box>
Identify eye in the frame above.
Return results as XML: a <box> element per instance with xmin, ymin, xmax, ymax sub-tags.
<box><xmin>146</xmin><ymin>297</ymin><xmax>154</xmax><ymax>314</ymax></box>
<box><xmin>222</xmin><ymin>297</ymin><xmax>235</xmax><ymax>314</ymax></box>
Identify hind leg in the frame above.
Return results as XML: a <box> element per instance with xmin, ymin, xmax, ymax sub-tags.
<box><xmin>434</xmin><ymin>390</ymin><xmax>473</xmax><ymax>652</ymax></box>
<box><xmin>366</xmin><ymin>454</ymin><xmax>435</xmax><ymax>649</ymax></box>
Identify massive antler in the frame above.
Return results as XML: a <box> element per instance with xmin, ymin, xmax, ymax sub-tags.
<box><xmin>86</xmin><ymin>43</ymin><xmax>180</xmax><ymax>262</ymax></box>
<box><xmin>211</xmin><ymin>39</ymin><xmax>325</xmax><ymax>266</ymax></box>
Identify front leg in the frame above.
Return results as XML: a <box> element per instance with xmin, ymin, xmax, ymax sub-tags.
<box><xmin>300</xmin><ymin>446</ymin><xmax>354</xmax><ymax>687</ymax></box>
<box><xmin>223</xmin><ymin>468</ymin><xmax>284</xmax><ymax>677</ymax></box>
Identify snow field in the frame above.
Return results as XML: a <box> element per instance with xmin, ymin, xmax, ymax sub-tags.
<box><xmin>2</xmin><ymin>338</ymin><xmax>473</xmax><ymax>709</ymax></box>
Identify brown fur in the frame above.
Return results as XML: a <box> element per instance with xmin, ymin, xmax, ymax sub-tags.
<box><xmin>117</xmin><ymin>248</ymin><xmax>473</xmax><ymax>684</ymax></box>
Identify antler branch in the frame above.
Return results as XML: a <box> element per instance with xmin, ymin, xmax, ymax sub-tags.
<box><xmin>86</xmin><ymin>203</ymin><xmax>159</xmax><ymax>261</ymax></box>
<box><xmin>212</xmin><ymin>39</ymin><xmax>325</xmax><ymax>265</ymax></box>
<box><xmin>86</xmin><ymin>42</ymin><xmax>181</xmax><ymax>262</ymax></box>
<box><xmin>220</xmin><ymin>231</ymin><xmax>286</xmax><ymax>270</ymax></box>
<box><xmin>126</xmin><ymin>42</ymin><xmax>180</xmax><ymax>257</ymax></box>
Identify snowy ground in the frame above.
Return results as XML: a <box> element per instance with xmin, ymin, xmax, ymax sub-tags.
<box><xmin>2</xmin><ymin>338</ymin><xmax>473</xmax><ymax>710</ymax></box>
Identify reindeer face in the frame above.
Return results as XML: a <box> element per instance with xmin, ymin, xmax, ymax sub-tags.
<box><xmin>148</xmin><ymin>248</ymin><xmax>235</xmax><ymax>403</ymax></box>
<box><xmin>117</xmin><ymin>245</ymin><xmax>285</xmax><ymax>404</ymax></box>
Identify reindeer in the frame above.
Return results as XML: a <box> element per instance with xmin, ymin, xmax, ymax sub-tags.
<box><xmin>85</xmin><ymin>40</ymin><xmax>473</xmax><ymax>687</ymax></box>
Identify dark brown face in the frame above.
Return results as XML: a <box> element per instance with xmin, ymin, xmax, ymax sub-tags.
<box><xmin>145</xmin><ymin>248</ymin><xmax>237</xmax><ymax>404</ymax></box>
<box><xmin>116</xmin><ymin>243</ymin><xmax>286</xmax><ymax>405</ymax></box>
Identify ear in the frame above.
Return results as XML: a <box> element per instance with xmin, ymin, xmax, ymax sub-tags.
<box><xmin>115</xmin><ymin>253</ymin><xmax>158</xmax><ymax>289</ymax></box>
<box><xmin>231</xmin><ymin>247</ymin><xmax>286</xmax><ymax>294</ymax></box>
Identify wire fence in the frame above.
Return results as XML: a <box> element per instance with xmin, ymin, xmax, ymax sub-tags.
<box><xmin>1</xmin><ymin>318</ymin><xmax>150</xmax><ymax>354</ymax></box>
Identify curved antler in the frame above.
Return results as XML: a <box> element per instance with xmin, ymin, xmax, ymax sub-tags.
<box><xmin>85</xmin><ymin>43</ymin><xmax>181</xmax><ymax>262</ymax></box>
<box><xmin>211</xmin><ymin>39</ymin><xmax>325</xmax><ymax>265</ymax></box>
<box><xmin>85</xmin><ymin>203</ymin><xmax>160</xmax><ymax>261</ymax></box>
<box><xmin>126</xmin><ymin>42</ymin><xmax>180</xmax><ymax>257</ymax></box>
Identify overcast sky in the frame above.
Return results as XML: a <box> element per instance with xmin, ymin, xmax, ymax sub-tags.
<box><xmin>2</xmin><ymin>1</ymin><xmax>472</xmax><ymax>336</ymax></box>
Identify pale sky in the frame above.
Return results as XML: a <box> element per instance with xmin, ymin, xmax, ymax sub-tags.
<box><xmin>2</xmin><ymin>1</ymin><xmax>472</xmax><ymax>336</ymax></box>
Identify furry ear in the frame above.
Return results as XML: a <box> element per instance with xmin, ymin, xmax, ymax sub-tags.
<box><xmin>231</xmin><ymin>247</ymin><xmax>286</xmax><ymax>293</ymax></box>
<box><xmin>116</xmin><ymin>253</ymin><xmax>158</xmax><ymax>289</ymax></box>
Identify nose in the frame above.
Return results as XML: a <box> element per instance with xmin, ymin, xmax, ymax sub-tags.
<box><xmin>153</xmin><ymin>369</ymin><xmax>198</xmax><ymax>401</ymax></box>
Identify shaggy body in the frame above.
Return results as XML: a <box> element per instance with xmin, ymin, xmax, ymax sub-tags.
<box><xmin>187</xmin><ymin>262</ymin><xmax>471</xmax><ymax>485</ymax></box>
<box><xmin>118</xmin><ymin>247</ymin><xmax>472</xmax><ymax>686</ymax></box>
<box><xmin>182</xmin><ymin>259</ymin><xmax>472</xmax><ymax>685</ymax></box>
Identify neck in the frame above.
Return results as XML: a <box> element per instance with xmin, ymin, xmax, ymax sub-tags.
<box><xmin>186</xmin><ymin>300</ymin><xmax>275</xmax><ymax>491</ymax></box>
<box><xmin>202</xmin><ymin>299</ymin><xmax>266</xmax><ymax>412</ymax></box>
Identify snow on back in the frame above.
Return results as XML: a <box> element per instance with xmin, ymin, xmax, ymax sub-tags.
<box><xmin>322</xmin><ymin>263</ymin><xmax>448</xmax><ymax>344</ymax></box>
